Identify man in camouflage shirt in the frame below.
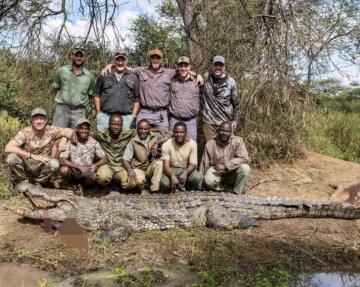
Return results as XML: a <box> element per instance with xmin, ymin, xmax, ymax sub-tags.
<box><xmin>58</xmin><ymin>118</ymin><xmax>108</xmax><ymax>195</ymax></box>
<box><xmin>202</xmin><ymin>55</ymin><xmax>240</xmax><ymax>143</ymax></box>
<box><xmin>5</xmin><ymin>108</ymin><xmax>74</xmax><ymax>186</ymax></box>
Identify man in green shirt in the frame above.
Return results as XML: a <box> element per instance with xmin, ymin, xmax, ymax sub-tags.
<box><xmin>52</xmin><ymin>44</ymin><xmax>94</xmax><ymax>129</ymax></box>
<box><xmin>92</xmin><ymin>114</ymin><xmax>135</xmax><ymax>187</ymax></box>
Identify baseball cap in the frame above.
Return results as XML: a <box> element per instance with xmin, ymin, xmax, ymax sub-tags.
<box><xmin>72</xmin><ymin>44</ymin><xmax>86</xmax><ymax>55</ymax></box>
<box><xmin>213</xmin><ymin>55</ymin><xmax>225</xmax><ymax>64</ymax></box>
<box><xmin>113</xmin><ymin>49</ymin><xmax>128</xmax><ymax>59</ymax></box>
<box><xmin>148</xmin><ymin>49</ymin><xmax>163</xmax><ymax>58</ymax></box>
<box><xmin>76</xmin><ymin>118</ymin><xmax>91</xmax><ymax>127</ymax></box>
<box><xmin>177</xmin><ymin>56</ymin><xmax>190</xmax><ymax>64</ymax></box>
<box><xmin>31</xmin><ymin>108</ymin><xmax>47</xmax><ymax>117</ymax></box>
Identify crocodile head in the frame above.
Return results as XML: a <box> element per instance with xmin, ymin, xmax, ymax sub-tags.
<box><xmin>13</xmin><ymin>182</ymin><xmax>78</xmax><ymax>222</ymax></box>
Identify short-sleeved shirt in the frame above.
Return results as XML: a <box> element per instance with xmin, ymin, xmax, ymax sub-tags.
<box><xmin>93</xmin><ymin>68</ymin><xmax>140</xmax><ymax>114</ymax></box>
<box><xmin>169</xmin><ymin>75</ymin><xmax>200</xmax><ymax>119</ymax></box>
<box><xmin>59</xmin><ymin>136</ymin><xmax>105</xmax><ymax>166</ymax></box>
<box><xmin>92</xmin><ymin>128</ymin><xmax>136</xmax><ymax>167</ymax></box>
<box><xmin>13</xmin><ymin>125</ymin><xmax>74</xmax><ymax>157</ymax></box>
<box><xmin>161</xmin><ymin>138</ymin><xmax>197</xmax><ymax>168</ymax></box>
<box><xmin>52</xmin><ymin>65</ymin><xmax>95</xmax><ymax>107</ymax></box>
<box><xmin>132</xmin><ymin>66</ymin><xmax>176</xmax><ymax>108</ymax></box>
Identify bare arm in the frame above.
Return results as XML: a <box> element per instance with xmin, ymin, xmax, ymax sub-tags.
<box><xmin>163</xmin><ymin>159</ymin><xmax>180</xmax><ymax>190</ymax></box>
<box><xmin>5</xmin><ymin>139</ymin><xmax>31</xmax><ymax>158</ymax></box>
<box><xmin>122</xmin><ymin>159</ymin><xmax>136</xmax><ymax>180</ymax></box>
<box><xmin>93</xmin><ymin>96</ymin><xmax>101</xmax><ymax>115</ymax></box>
<box><xmin>131</xmin><ymin>102</ymin><xmax>140</xmax><ymax>119</ymax></box>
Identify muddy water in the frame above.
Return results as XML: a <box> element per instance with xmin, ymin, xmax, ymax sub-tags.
<box><xmin>290</xmin><ymin>272</ymin><xmax>360</xmax><ymax>287</ymax></box>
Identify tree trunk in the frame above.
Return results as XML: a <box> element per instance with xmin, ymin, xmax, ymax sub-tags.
<box><xmin>176</xmin><ymin>0</ymin><xmax>204</xmax><ymax>68</ymax></box>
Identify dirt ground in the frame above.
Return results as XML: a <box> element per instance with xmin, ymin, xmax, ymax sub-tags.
<box><xmin>0</xmin><ymin>151</ymin><xmax>360</xmax><ymax>282</ymax></box>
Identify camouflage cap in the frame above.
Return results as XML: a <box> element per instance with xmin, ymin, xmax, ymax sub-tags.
<box><xmin>113</xmin><ymin>49</ymin><xmax>128</xmax><ymax>59</ymax></box>
<box><xmin>76</xmin><ymin>118</ymin><xmax>91</xmax><ymax>127</ymax></box>
<box><xmin>31</xmin><ymin>108</ymin><xmax>47</xmax><ymax>117</ymax></box>
<box><xmin>72</xmin><ymin>44</ymin><xmax>86</xmax><ymax>55</ymax></box>
<box><xmin>177</xmin><ymin>56</ymin><xmax>190</xmax><ymax>64</ymax></box>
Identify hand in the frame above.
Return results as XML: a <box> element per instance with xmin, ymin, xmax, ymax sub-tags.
<box><xmin>58</xmin><ymin>137</ymin><xmax>67</xmax><ymax>152</ymax></box>
<box><xmin>214</xmin><ymin>163</ymin><xmax>226</xmax><ymax>172</ymax></box>
<box><xmin>196</xmin><ymin>74</ymin><xmax>204</xmax><ymax>86</ymax></box>
<box><xmin>170</xmin><ymin>175</ymin><xmax>180</xmax><ymax>190</ymax></box>
<box><xmin>232</xmin><ymin>121</ymin><xmax>237</xmax><ymax>132</ymax></box>
<box><xmin>178</xmin><ymin>171</ymin><xmax>188</xmax><ymax>186</ymax></box>
<box><xmin>101</xmin><ymin>64</ymin><xmax>112</xmax><ymax>76</ymax></box>
<box><xmin>150</xmin><ymin>142</ymin><xmax>159</xmax><ymax>157</ymax></box>
<box><xmin>127</xmin><ymin>169</ymin><xmax>137</xmax><ymax>181</ymax></box>
<box><xmin>69</xmin><ymin>132</ymin><xmax>78</xmax><ymax>145</ymax></box>
<box><xmin>78</xmin><ymin>165</ymin><xmax>94</xmax><ymax>180</ymax></box>
<box><xmin>31</xmin><ymin>154</ymin><xmax>50</xmax><ymax>164</ymax></box>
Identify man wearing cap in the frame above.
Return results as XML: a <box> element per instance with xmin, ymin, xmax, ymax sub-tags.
<box><xmin>52</xmin><ymin>44</ymin><xmax>95</xmax><ymax>129</ymax></box>
<box><xmin>202</xmin><ymin>55</ymin><xmax>240</xmax><ymax>143</ymax></box>
<box><xmin>168</xmin><ymin>56</ymin><xmax>200</xmax><ymax>140</ymax></box>
<box><xmin>102</xmin><ymin>49</ymin><xmax>203</xmax><ymax>131</ymax></box>
<box><xmin>5</xmin><ymin>108</ymin><xmax>75</xmax><ymax>186</ymax></box>
<box><xmin>58</xmin><ymin>118</ymin><xmax>108</xmax><ymax>195</ymax></box>
<box><xmin>93</xmin><ymin>49</ymin><xmax>140</xmax><ymax>130</ymax></box>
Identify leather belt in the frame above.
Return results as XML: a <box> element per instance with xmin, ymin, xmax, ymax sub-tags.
<box><xmin>59</xmin><ymin>104</ymin><xmax>84</xmax><ymax>110</ymax></box>
<box><xmin>141</xmin><ymin>106</ymin><xmax>167</xmax><ymax>112</ymax></box>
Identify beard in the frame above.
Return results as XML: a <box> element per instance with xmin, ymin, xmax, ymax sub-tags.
<box><xmin>73</xmin><ymin>60</ymin><xmax>84</xmax><ymax>68</ymax></box>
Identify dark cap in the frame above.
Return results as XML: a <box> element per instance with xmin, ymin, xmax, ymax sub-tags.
<box><xmin>72</xmin><ymin>44</ymin><xmax>86</xmax><ymax>55</ymax></box>
<box><xmin>177</xmin><ymin>56</ymin><xmax>190</xmax><ymax>64</ymax></box>
<box><xmin>31</xmin><ymin>108</ymin><xmax>47</xmax><ymax>117</ymax></box>
<box><xmin>213</xmin><ymin>55</ymin><xmax>225</xmax><ymax>64</ymax></box>
<box><xmin>76</xmin><ymin>118</ymin><xmax>91</xmax><ymax>127</ymax></box>
<box><xmin>113</xmin><ymin>49</ymin><xmax>128</xmax><ymax>59</ymax></box>
<box><xmin>148</xmin><ymin>49</ymin><xmax>163</xmax><ymax>58</ymax></box>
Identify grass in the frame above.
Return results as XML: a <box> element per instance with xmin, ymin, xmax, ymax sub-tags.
<box><xmin>306</xmin><ymin>110</ymin><xmax>360</xmax><ymax>163</ymax></box>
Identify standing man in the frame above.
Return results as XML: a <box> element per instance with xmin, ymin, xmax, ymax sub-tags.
<box><xmin>58</xmin><ymin>118</ymin><xmax>108</xmax><ymax>195</ymax></box>
<box><xmin>102</xmin><ymin>49</ymin><xmax>203</xmax><ymax>130</ymax></box>
<box><xmin>121</xmin><ymin>119</ymin><xmax>169</xmax><ymax>193</ymax></box>
<box><xmin>202</xmin><ymin>55</ymin><xmax>240</xmax><ymax>143</ymax></box>
<box><xmin>5</xmin><ymin>108</ymin><xmax>74</xmax><ymax>186</ymax></box>
<box><xmin>168</xmin><ymin>56</ymin><xmax>200</xmax><ymax>141</ymax></box>
<box><xmin>160</xmin><ymin>121</ymin><xmax>202</xmax><ymax>192</ymax></box>
<box><xmin>92</xmin><ymin>114</ymin><xmax>136</xmax><ymax>188</ymax></box>
<box><xmin>199</xmin><ymin>121</ymin><xmax>250</xmax><ymax>194</ymax></box>
<box><xmin>93</xmin><ymin>49</ymin><xmax>140</xmax><ymax>130</ymax></box>
<box><xmin>52</xmin><ymin>44</ymin><xmax>95</xmax><ymax>129</ymax></box>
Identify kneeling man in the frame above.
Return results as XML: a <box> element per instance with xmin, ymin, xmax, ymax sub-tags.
<box><xmin>200</xmin><ymin>121</ymin><xmax>250</xmax><ymax>194</ymax></box>
<box><xmin>160</xmin><ymin>121</ymin><xmax>202</xmax><ymax>192</ymax></box>
<box><xmin>58</xmin><ymin>118</ymin><xmax>108</xmax><ymax>194</ymax></box>
<box><xmin>122</xmin><ymin>119</ymin><xmax>168</xmax><ymax>193</ymax></box>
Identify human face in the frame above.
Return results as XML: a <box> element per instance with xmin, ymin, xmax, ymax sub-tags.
<box><xmin>114</xmin><ymin>56</ymin><xmax>127</xmax><ymax>73</ymax></box>
<box><xmin>150</xmin><ymin>55</ymin><xmax>162</xmax><ymax>71</ymax></box>
<box><xmin>76</xmin><ymin>123</ymin><xmax>90</xmax><ymax>142</ymax></box>
<box><xmin>109</xmin><ymin>117</ymin><xmax>123</xmax><ymax>137</ymax></box>
<box><xmin>217</xmin><ymin>123</ymin><xmax>232</xmax><ymax>143</ymax></box>
<box><xmin>31</xmin><ymin>115</ymin><xmax>47</xmax><ymax>132</ymax></box>
<box><xmin>212</xmin><ymin>62</ymin><xmax>226</xmax><ymax>78</ymax></box>
<box><xmin>137</xmin><ymin>121</ymin><xmax>150</xmax><ymax>140</ymax></box>
<box><xmin>177</xmin><ymin>63</ymin><xmax>190</xmax><ymax>79</ymax></box>
<box><xmin>72</xmin><ymin>52</ymin><xmax>85</xmax><ymax>68</ymax></box>
<box><xmin>174</xmin><ymin>125</ymin><xmax>187</xmax><ymax>145</ymax></box>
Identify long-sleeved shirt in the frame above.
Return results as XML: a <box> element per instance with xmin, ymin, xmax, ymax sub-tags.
<box><xmin>199</xmin><ymin>135</ymin><xmax>249</xmax><ymax>174</ymax></box>
<box><xmin>202</xmin><ymin>72</ymin><xmax>240</xmax><ymax>125</ymax></box>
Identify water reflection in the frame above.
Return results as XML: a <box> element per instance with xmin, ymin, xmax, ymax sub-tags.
<box><xmin>291</xmin><ymin>272</ymin><xmax>360</xmax><ymax>287</ymax></box>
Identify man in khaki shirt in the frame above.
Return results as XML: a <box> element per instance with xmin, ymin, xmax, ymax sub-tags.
<box><xmin>160</xmin><ymin>121</ymin><xmax>202</xmax><ymax>192</ymax></box>
<box><xmin>199</xmin><ymin>121</ymin><xmax>250</xmax><ymax>194</ymax></box>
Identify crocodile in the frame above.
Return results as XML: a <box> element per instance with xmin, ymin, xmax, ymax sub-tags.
<box><xmin>11</xmin><ymin>182</ymin><xmax>360</xmax><ymax>241</ymax></box>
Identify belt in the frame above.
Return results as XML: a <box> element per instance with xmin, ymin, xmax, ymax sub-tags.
<box><xmin>59</xmin><ymin>103</ymin><xmax>84</xmax><ymax>110</ymax></box>
<box><xmin>141</xmin><ymin>106</ymin><xmax>167</xmax><ymax>112</ymax></box>
<box><xmin>169</xmin><ymin>112</ymin><xmax>196</xmax><ymax>121</ymax></box>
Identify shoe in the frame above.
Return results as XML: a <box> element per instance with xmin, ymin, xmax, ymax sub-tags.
<box><xmin>73</xmin><ymin>184</ymin><xmax>83</xmax><ymax>196</ymax></box>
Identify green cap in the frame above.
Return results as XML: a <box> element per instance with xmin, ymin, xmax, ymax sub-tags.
<box><xmin>113</xmin><ymin>49</ymin><xmax>128</xmax><ymax>59</ymax></box>
<box><xmin>76</xmin><ymin>118</ymin><xmax>91</xmax><ymax>127</ymax></box>
<box><xmin>72</xmin><ymin>44</ymin><xmax>86</xmax><ymax>55</ymax></box>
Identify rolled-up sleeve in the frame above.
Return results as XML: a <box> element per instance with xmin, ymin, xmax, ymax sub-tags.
<box><xmin>225</xmin><ymin>138</ymin><xmax>249</xmax><ymax>171</ymax></box>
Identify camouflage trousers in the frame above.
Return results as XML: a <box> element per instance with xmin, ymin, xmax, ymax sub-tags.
<box><xmin>6</xmin><ymin>153</ymin><xmax>60</xmax><ymax>185</ymax></box>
